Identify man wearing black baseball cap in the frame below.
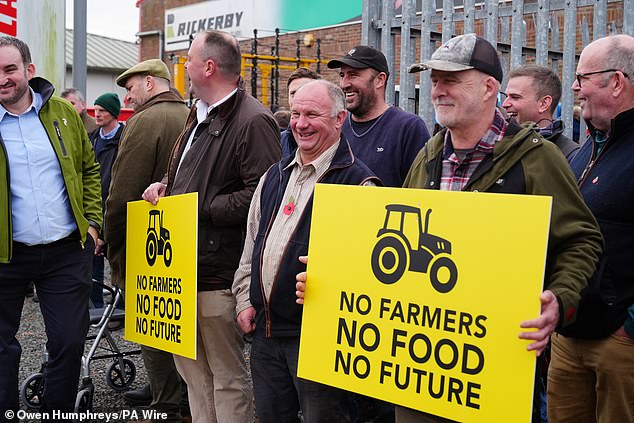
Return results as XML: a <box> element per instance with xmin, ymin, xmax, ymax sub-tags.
<box><xmin>327</xmin><ymin>45</ymin><xmax>429</xmax><ymax>188</ymax></box>
<box><xmin>327</xmin><ymin>45</ymin><xmax>390</xmax><ymax>75</ymax></box>
<box><xmin>398</xmin><ymin>33</ymin><xmax>602</xmax><ymax>423</ymax></box>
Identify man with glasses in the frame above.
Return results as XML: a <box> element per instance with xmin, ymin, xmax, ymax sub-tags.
<box><xmin>548</xmin><ymin>34</ymin><xmax>634</xmax><ymax>423</ymax></box>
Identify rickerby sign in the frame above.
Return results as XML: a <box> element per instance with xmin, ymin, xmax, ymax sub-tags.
<box><xmin>164</xmin><ymin>0</ymin><xmax>362</xmax><ymax>51</ymax></box>
<box><xmin>298</xmin><ymin>184</ymin><xmax>552</xmax><ymax>422</ymax></box>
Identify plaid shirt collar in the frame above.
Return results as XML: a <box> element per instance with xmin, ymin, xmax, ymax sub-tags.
<box><xmin>440</xmin><ymin>109</ymin><xmax>508</xmax><ymax>191</ymax></box>
<box><xmin>442</xmin><ymin>109</ymin><xmax>508</xmax><ymax>159</ymax></box>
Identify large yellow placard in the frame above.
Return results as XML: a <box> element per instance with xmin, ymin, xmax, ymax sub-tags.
<box><xmin>125</xmin><ymin>193</ymin><xmax>198</xmax><ymax>359</ymax></box>
<box><xmin>298</xmin><ymin>184</ymin><xmax>552</xmax><ymax>422</ymax></box>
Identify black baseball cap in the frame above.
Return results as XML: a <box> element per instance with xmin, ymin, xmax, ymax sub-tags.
<box><xmin>408</xmin><ymin>33</ymin><xmax>503</xmax><ymax>83</ymax></box>
<box><xmin>327</xmin><ymin>45</ymin><xmax>390</xmax><ymax>76</ymax></box>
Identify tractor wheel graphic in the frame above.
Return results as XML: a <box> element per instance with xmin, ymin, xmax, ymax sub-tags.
<box><xmin>429</xmin><ymin>256</ymin><xmax>458</xmax><ymax>293</ymax></box>
<box><xmin>146</xmin><ymin>232</ymin><xmax>157</xmax><ymax>266</ymax></box>
<box><xmin>163</xmin><ymin>242</ymin><xmax>173</xmax><ymax>267</ymax></box>
<box><xmin>371</xmin><ymin>236</ymin><xmax>409</xmax><ymax>284</ymax></box>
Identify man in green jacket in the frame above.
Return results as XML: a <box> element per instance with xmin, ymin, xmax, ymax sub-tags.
<box><xmin>397</xmin><ymin>33</ymin><xmax>603</xmax><ymax>422</ymax></box>
<box><xmin>0</xmin><ymin>36</ymin><xmax>101</xmax><ymax>419</ymax></box>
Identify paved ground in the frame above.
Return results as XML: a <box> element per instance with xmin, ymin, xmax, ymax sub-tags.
<box><xmin>17</xmin><ymin>287</ymin><xmax>150</xmax><ymax>422</ymax></box>
<box><xmin>15</xmin><ymin>262</ymin><xmax>256</xmax><ymax>423</ymax></box>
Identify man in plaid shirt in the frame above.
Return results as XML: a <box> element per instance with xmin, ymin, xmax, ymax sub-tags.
<box><xmin>399</xmin><ymin>33</ymin><xmax>603</xmax><ymax>422</ymax></box>
<box><xmin>296</xmin><ymin>33</ymin><xmax>603</xmax><ymax>423</ymax></box>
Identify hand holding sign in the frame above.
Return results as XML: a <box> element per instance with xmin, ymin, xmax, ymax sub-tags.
<box><xmin>142</xmin><ymin>182</ymin><xmax>167</xmax><ymax>205</ymax></box>
<box><xmin>519</xmin><ymin>290</ymin><xmax>560</xmax><ymax>356</ymax></box>
<box><xmin>295</xmin><ymin>256</ymin><xmax>308</xmax><ymax>305</ymax></box>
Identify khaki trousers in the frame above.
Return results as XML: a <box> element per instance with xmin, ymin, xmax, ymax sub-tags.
<box><xmin>548</xmin><ymin>333</ymin><xmax>634</xmax><ymax>423</ymax></box>
<box><xmin>173</xmin><ymin>290</ymin><xmax>253</xmax><ymax>423</ymax></box>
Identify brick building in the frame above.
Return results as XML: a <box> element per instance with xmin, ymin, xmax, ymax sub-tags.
<box><xmin>137</xmin><ymin>0</ymin><xmax>625</xmax><ymax>110</ymax></box>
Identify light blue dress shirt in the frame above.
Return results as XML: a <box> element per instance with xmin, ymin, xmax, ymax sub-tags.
<box><xmin>0</xmin><ymin>88</ymin><xmax>76</xmax><ymax>245</ymax></box>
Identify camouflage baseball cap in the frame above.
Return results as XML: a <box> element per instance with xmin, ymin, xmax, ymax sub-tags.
<box><xmin>408</xmin><ymin>33</ymin><xmax>503</xmax><ymax>82</ymax></box>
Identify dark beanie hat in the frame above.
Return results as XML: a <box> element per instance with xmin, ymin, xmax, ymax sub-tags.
<box><xmin>94</xmin><ymin>92</ymin><xmax>121</xmax><ymax>118</ymax></box>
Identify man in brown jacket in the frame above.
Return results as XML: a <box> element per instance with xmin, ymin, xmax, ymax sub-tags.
<box><xmin>103</xmin><ymin>59</ymin><xmax>190</xmax><ymax>423</ymax></box>
<box><xmin>143</xmin><ymin>30</ymin><xmax>281</xmax><ymax>422</ymax></box>
<box><xmin>61</xmin><ymin>87</ymin><xmax>98</xmax><ymax>134</ymax></box>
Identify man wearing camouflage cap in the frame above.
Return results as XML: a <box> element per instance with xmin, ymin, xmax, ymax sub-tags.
<box><xmin>103</xmin><ymin>59</ymin><xmax>190</xmax><ymax>422</ymax></box>
<box><xmin>397</xmin><ymin>33</ymin><xmax>603</xmax><ymax>422</ymax></box>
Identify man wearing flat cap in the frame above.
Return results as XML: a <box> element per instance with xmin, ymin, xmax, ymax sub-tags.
<box><xmin>396</xmin><ymin>33</ymin><xmax>603</xmax><ymax>422</ymax></box>
<box><xmin>327</xmin><ymin>45</ymin><xmax>430</xmax><ymax>188</ymax></box>
<box><xmin>103</xmin><ymin>59</ymin><xmax>190</xmax><ymax>422</ymax></box>
<box><xmin>89</xmin><ymin>92</ymin><xmax>124</xmax><ymax>308</ymax></box>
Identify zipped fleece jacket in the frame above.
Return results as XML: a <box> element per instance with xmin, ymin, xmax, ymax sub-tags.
<box><xmin>165</xmin><ymin>82</ymin><xmax>281</xmax><ymax>291</ymax></box>
<box><xmin>560</xmin><ymin>107</ymin><xmax>634</xmax><ymax>339</ymax></box>
<box><xmin>403</xmin><ymin>120</ymin><xmax>603</xmax><ymax>327</ymax></box>
<box><xmin>0</xmin><ymin>77</ymin><xmax>102</xmax><ymax>263</ymax></box>
<box><xmin>104</xmin><ymin>90</ymin><xmax>189</xmax><ymax>288</ymax></box>
<box><xmin>249</xmin><ymin>139</ymin><xmax>380</xmax><ymax>338</ymax></box>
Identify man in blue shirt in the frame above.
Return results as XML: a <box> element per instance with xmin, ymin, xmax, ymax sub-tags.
<box><xmin>0</xmin><ymin>36</ymin><xmax>102</xmax><ymax>420</ymax></box>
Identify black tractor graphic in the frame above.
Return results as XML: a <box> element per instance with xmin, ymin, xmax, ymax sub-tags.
<box><xmin>146</xmin><ymin>210</ymin><xmax>172</xmax><ymax>267</ymax></box>
<box><xmin>371</xmin><ymin>204</ymin><xmax>458</xmax><ymax>293</ymax></box>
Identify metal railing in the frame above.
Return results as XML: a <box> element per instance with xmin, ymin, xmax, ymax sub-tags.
<box><xmin>362</xmin><ymin>0</ymin><xmax>633</xmax><ymax>138</ymax></box>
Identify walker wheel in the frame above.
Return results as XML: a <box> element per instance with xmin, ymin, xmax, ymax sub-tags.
<box><xmin>20</xmin><ymin>373</ymin><xmax>44</xmax><ymax>409</ymax></box>
<box><xmin>106</xmin><ymin>358</ymin><xmax>136</xmax><ymax>391</ymax></box>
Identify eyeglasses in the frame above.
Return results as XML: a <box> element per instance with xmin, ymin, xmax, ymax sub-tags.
<box><xmin>575</xmin><ymin>69</ymin><xmax>629</xmax><ymax>87</ymax></box>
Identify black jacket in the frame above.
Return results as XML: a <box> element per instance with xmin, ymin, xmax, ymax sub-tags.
<box><xmin>166</xmin><ymin>82</ymin><xmax>281</xmax><ymax>290</ymax></box>
<box><xmin>560</xmin><ymin>107</ymin><xmax>634</xmax><ymax>339</ymax></box>
<box><xmin>542</xmin><ymin>120</ymin><xmax>579</xmax><ymax>162</ymax></box>
<box><xmin>89</xmin><ymin>123</ymin><xmax>124</xmax><ymax>208</ymax></box>
<box><xmin>250</xmin><ymin>138</ymin><xmax>380</xmax><ymax>337</ymax></box>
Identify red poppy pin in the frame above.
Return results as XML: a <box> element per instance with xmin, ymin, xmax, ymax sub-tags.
<box><xmin>283</xmin><ymin>196</ymin><xmax>296</xmax><ymax>216</ymax></box>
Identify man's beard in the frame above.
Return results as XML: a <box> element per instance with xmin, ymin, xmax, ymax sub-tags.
<box><xmin>0</xmin><ymin>80</ymin><xmax>29</xmax><ymax>107</ymax></box>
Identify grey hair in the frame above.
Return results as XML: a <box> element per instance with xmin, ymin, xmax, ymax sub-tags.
<box><xmin>319</xmin><ymin>79</ymin><xmax>346</xmax><ymax>116</ymax></box>
<box><xmin>61</xmin><ymin>87</ymin><xmax>86</xmax><ymax>103</ymax></box>
<box><xmin>294</xmin><ymin>79</ymin><xmax>346</xmax><ymax>116</ymax></box>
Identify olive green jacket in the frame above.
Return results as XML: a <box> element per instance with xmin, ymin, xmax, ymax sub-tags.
<box><xmin>103</xmin><ymin>90</ymin><xmax>189</xmax><ymax>287</ymax></box>
<box><xmin>0</xmin><ymin>77</ymin><xmax>102</xmax><ymax>263</ymax></box>
<box><xmin>404</xmin><ymin>121</ymin><xmax>603</xmax><ymax>327</ymax></box>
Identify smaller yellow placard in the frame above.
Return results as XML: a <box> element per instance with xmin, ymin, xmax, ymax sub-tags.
<box><xmin>125</xmin><ymin>193</ymin><xmax>198</xmax><ymax>359</ymax></box>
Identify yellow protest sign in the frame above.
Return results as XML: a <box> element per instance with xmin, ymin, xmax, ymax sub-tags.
<box><xmin>125</xmin><ymin>192</ymin><xmax>198</xmax><ymax>359</ymax></box>
<box><xmin>298</xmin><ymin>184</ymin><xmax>552</xmax><ymax>422</ymax></box>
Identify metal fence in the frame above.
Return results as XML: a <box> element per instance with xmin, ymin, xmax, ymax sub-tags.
<box><xmin>362</xmin><ymin>0</ymin><xmax>633</xmax><ymax>138</ymax></box>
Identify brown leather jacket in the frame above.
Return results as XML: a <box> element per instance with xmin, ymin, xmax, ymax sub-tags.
<box><xmin>165</xmin><ymin>83</ymin><xmax>281</xmax><ymax>290</ymax></box>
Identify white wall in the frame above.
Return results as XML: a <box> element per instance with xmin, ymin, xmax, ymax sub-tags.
<box><xmin>64</xmin><ymin>69</ymin><xmax>128</xmax><ymax>106</ymax></box>
<box><xmin>17</xmin><ymin>0</ymin><xmax>66</xmax><ymax>91</ymax></box>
